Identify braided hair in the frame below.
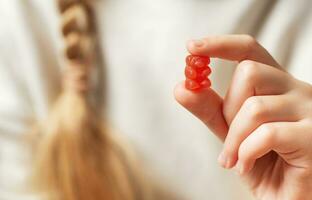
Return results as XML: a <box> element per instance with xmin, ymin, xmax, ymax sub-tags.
<box><xmin>32</xmin><ymin>1</ymin><xmax>146</xmax><ymax>199</ymax></box>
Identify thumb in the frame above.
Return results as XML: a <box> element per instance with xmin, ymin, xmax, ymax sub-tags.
<box><xmin>174</xmin><ymin>82</ymin><xmax>228</xmax><ymax>141</ymax></box>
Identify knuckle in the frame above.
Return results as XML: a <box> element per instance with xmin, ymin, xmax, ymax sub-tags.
<box><xmin>241</xmin><ymin>34</ymin><xmax>255</xmax><ymax>41</ymax></box>
<box><xmin>259</xmin><ymin>124</ymin><xmax>277</xmax><ymax>142</ymax></box>
<box><xmin>244</xmin><ymin>97</ymin><xmax>266</xmax><ymax>121</ymax></box>
<box><xmin>241</xmin><ymin>34</ymin><xmax>259</xmax><ymax>53</ymax></box>
<box><xmin>236</xmin><ymin>60</ymin><xmax>259</xmax><ymax>83</ymax></box>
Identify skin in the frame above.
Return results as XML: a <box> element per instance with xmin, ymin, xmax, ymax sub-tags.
<box><xmin>174</xmin><ymin>35</ymin><xmax>312</xmax><ymax>200</ymax></box>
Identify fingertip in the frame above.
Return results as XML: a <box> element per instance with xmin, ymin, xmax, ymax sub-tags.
<box><xmin>237</xmin><ymin>141</ymin><xmax>257</xmax><ymax>175</ymax></box>
<box><xmin>173</xmin><ymin>81</ymin><xmax>187</xmax><ymax>105</ymax></box>
<box><xmin>174</xmin><ymin>81</ymin><xmax>204</xmax><ymax>107</ymax></box>
<box><xmin>217</xmin><ymin>152</ymin><xmax>228</xmax><ymax>168</ymax></box>
<box><xmin>174</xmin><ymin>81</ymin><xmax>228</xmax><ymax>141</ymax></box>
<box><xmin>186</xmin><ymin>39</ymin><xmax>206</xmax><ymax>55</ymax></box>
<box><xmin>235</xmin><ymin>159</ymin><xmax>255</xmax><ymax>176</ymax></box>
<box><xmin>174</xmin><ymin>81</ymin><xmax>213</xmax><ymax>107</ymax></box>
<box><xmin>219</xmin><ymin>150</ymin><xmax>237</xmax><ymax>169</ymax></box>
<box><xmin>235</xmin><ymin>161</ymin><xmax>246</xmax><ymax>175</ymax></box>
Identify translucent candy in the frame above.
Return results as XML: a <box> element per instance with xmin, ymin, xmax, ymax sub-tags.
<box><xmin>184</xmin><ymin>55</ymin><xmax>212</xmax><ymax>90</ymax></box>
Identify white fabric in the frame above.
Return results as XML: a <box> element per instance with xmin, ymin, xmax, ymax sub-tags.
<box><xmin>0</xmin><ymin>0</ymin><xmax>312</xmax><ymax>199</ymax></box>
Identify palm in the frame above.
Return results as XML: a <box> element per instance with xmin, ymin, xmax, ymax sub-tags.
<box><xmin>242</xmin><ymin>152</ymin><xmax>306</xmax><ymax>200</ymax></box>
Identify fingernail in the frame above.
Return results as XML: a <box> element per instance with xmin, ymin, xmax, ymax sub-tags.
<box><xmin>190</xmin><ymin>39</ymin><xmax>204</xmax><ymax>47</ymax></box>
<box><xmin>218</xmin><ymin>152</ymin><xmax>228</xmax><ymax>168</ymax></box>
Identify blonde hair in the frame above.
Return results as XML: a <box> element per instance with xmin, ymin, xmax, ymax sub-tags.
<box><xmin>32</xmin><ymin>0</ymin><xmax>148</xmax><ymax>199</ymax></box>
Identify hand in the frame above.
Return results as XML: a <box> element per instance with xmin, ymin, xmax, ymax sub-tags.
<box><xmin>174</xmin><ymin>35</ymin><xmax>312</xmax><ymax>200</ymax></box>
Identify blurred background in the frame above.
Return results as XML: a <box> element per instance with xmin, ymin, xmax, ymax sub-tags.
<box><xmin>1</xmin><ymin>0</ymin><xmax>312</xmax><ymax>199</ymax></box>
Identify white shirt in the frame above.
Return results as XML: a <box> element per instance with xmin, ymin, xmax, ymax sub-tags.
<box><xmin>0</xmin><ymin>0</ymin><xmax>312</xmax><ymax>199</ymax></box>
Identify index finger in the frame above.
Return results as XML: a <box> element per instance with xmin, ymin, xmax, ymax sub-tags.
<box><xmin>187</xmin><ymin>35</ymin><xmax>281</xmax><ymax>69</ymax></box>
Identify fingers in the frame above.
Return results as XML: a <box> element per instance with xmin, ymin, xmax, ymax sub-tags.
<box><xmin>223</xmin><ymin>60</ymin><xmax>293</xmax><ymax>124</ymax></box>
<box><xmin>237</xmin><ymin>121</ymin><xmax>311</xmax><ymax>175</ymax></box>
<box><xmin>219</xmin><ymin>95</ymin><xmax>300</xmax><ymax>169</ymax></box>
<box><xmin>174</xmin><ymin>82</ymin><xmax>228</xmax><ymax>141</ymax></box>
<box><xmin>187</xmin><ymin>34</ymin><xmax>281</xmax><ymax>68</ymax></box>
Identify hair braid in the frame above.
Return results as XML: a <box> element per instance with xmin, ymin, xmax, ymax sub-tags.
<box><xmin>32</xmin><ymin>1</ymin><xmax>139</xmax><ymax>199</ymax></box>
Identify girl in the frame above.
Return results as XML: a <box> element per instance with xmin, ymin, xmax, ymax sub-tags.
<box><xmin>1</xmin><ymin>0</ymin><xmax>312</xmax><ymax>199</ymax></box>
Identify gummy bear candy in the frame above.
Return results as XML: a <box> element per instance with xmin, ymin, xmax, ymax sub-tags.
<box><xmin>184</xmin><ymin>55</ymin><xmax>211</xmax><ymax>90</ymax></box>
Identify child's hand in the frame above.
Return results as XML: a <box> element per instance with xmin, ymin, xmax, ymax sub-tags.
<box><xmin>174</xmin><ymin>35</ymin><xmax>312</xmax><ymax>200</ymax></box>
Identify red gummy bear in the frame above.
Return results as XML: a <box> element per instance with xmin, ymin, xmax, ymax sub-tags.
<box><xmin>184</xmin><ymin>55</ymin><xmax>211</xmax><ymax>90</ymax></box>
